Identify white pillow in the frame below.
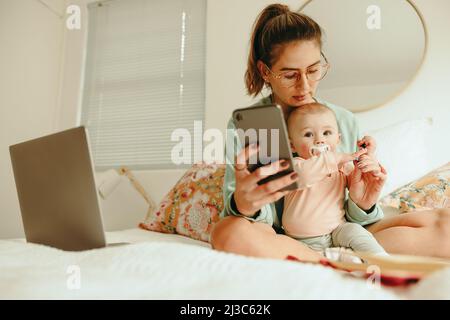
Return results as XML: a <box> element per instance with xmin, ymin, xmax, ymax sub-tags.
<box><xmin>363</xmin><ymin>117</ymin><xmax>434</xmax><ymax>197</ymax></box>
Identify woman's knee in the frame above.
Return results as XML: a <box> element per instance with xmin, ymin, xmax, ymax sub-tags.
<box><xmin>435</xmin><ymin>208</ymin><xmax>450</xmax><ymax>222</ymax></box>
<box><xmin>435</xmin><ymin>209</ymin><xmax>450</xmax><ymax>251</ymax></box>
<box><xmin>210</xmin><ymin>216</ymin><xmax>252</xmax><ymax>252</ymax></box>
<box><xmin>210</xmin><ymin>216</ymin><xmax>275</xmax><ymax>254</ymax></box>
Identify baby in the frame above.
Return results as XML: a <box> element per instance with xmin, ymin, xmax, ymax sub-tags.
<box><xmin>284</xmin><ymin>102</ymin><xmax>387</xmax><ymax>256</ymax></box>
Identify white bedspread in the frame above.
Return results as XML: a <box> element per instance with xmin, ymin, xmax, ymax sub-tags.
<box><xmin>1</xmin><ymin>228</ymin><xmax>449</xmax><ymax>299</ymax></box>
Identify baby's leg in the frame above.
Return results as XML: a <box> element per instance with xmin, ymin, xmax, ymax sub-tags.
<box><xmin>332</xmin><ymin>222</ymin><xmax>387</xmax><ymax>255</ymax></box>
<box><xmin>297</xmin><ymin>234</ymin><xmax>332</xmax><ymax>252</ymax></box>
<box><xmin>298</xmin><ymin>232</ymin><xmax>365</xmax><ymax>263</ymax></box>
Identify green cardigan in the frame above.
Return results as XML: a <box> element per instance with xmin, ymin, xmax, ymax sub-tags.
<box><xmin>220</xmin><ymin>95</ymin><xmax>384</xmax><ymax>230</ymax></box>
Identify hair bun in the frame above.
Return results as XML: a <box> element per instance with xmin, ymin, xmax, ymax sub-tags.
<box><xmin>265</xmin><ymin>4</ymin><xmax>290</xmax><ymax>17</ymax></box>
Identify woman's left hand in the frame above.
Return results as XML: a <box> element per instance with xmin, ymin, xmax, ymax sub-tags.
<box><xmin>348</xmin><ymin>154</ymin><xmax>387</xmax><ymax>211</ymax></box>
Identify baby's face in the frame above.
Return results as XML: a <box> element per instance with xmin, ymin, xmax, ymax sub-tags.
<box><xmin>289</xmin><ymin>111</ymin><xmax>341</xmax><ymax>159</ymax></box>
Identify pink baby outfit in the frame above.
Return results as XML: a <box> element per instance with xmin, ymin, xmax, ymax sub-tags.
<box><xmin>282</xmin><ymin>152</ymin><xmax>353</xmax><ymax>238</ymax></box>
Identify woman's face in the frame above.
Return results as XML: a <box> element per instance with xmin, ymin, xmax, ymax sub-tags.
<box><xmin>260</xmin><ymin>40</ymin><xmax>322</xmax><ymax>110</ymax></box>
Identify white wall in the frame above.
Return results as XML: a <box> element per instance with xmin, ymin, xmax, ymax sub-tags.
<box><xmin>319</xmin><ymin>81</ymin><xmax>406</xmax><ymax>112</ymax></box>
<box><xmin>1</xmin><ymin>0</ymin><xmax>449</xmax><ymax>238</ymax></box>
<box><xmin>0</xmin><ymin>0</ymin><xmax>65</xmax><ymax>238</ymax></box>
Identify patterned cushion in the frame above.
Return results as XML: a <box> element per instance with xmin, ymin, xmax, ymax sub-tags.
<box><xmin>380</xmin><ymin>162</ymin><xmax>450</xmax><ymax>213</ymax></box>
<box><xmin>139</xmin><ymin>162</ymin><xmax>225</xmax><ymax>242</ymax></box>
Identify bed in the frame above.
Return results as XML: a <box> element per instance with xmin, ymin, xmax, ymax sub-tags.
<box><xmin>1</xmin><ymin>227</ymin><xmax>450</xmax><ymax>300</ymax></box>
<box><xmin>2</xmin><ymin>113</ymin><xmax>449</xmax><ymax>300</ymax></box>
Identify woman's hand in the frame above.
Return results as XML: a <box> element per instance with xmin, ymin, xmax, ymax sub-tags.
<box><xmin>233</xmin><ymin>144</ymin><xmax>298</xmax><ymax>217</ymax></box>
<box><xmin>348</xmin><ymin>154</ymin><xmax>387</xmax><ymax>211</ymax></box>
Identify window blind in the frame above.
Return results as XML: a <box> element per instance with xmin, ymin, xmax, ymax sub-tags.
<box><xmin>81</xmin><ymin>0</ymin><xmax>206</xmax><ymax>170</ymax></box>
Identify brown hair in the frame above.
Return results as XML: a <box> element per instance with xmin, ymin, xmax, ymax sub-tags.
<box><xmin>245</xmin><ymin>4</ymin><xmax>323</xmax><ymax>97</ymax></box>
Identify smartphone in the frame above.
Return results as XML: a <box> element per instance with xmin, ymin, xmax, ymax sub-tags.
<box><xmin>232</xmin><ymin>104</ymin><xmax>299</xmax><ymax>191</ymax></box>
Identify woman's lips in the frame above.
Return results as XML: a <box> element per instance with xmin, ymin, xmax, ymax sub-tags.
<box><xmin>293</xmin><ymin>95</ymin><xmax>309</xmax><ymax>102</ymax></box>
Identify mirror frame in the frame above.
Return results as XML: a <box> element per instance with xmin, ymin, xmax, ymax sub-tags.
<box><xmin>298</xmin><ymin>0</ymin><xmax>429</xmax><ymax>112</ymax></box>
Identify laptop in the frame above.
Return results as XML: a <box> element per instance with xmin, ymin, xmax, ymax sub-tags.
<box><xmin>9</xmin><ymin>126</ymin><xmax>118</xmax><ymax>251</ymax></box>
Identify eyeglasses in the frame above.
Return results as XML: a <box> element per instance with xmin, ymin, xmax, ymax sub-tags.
<box><xmin>264</xmin><ymin>52</ymin><xmax>330</xmax><ymax>88</ymax></box>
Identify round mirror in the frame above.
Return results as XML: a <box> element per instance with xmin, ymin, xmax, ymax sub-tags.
<box><xmin>299</xmin><ymin>0</ymin><xmax>427</xmax><ymax>112</ymax></box>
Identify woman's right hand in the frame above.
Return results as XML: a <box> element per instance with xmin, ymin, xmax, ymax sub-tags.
<box><xmin>233</xmin><ymin>144</ymin><xmax>299</xmax><ymax>217</ymax></box>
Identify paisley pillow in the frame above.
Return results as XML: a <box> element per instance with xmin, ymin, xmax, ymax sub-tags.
<box><xmin>139</xmin><ymin>162</ymin><xmax>225</xmax><ymax>242</ymax></box>
<box><xmin>380</xmin><ymin>162</ymin><xmax>450</xmax><ymax>213</ymax></box>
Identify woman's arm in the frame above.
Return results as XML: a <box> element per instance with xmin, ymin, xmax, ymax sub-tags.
<box><xmin>222</xmin><ymin>119</ymin><xmax>263</xmax><ymax>220</ymax></box>
<box><xmin>345</xmin><ymin>160</ymin><xmax>386</xmax><ymax>225</ymax></box>
<box><xmin>345</xmin><ymin>194</ymin><xmax>384</xmax><ymax>226</ymax></box>
<box><xmin>347</xmin><ymin>154</ymin><xmax>387</xmax><ymax>206</ymax></box>
<box><xmin>332</xmin><ymin>108</ymin><xmax>385</xmax><ymax>225</ymax></box>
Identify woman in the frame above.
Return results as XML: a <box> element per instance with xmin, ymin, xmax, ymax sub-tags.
<box><xmin>211</xmin><ymin>3</ymin><xmax>450</xmax><ymax>261</ymax></box>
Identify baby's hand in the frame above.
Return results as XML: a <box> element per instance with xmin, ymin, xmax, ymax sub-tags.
<box><xmin>357</xmin><ymin>136</ymin><xmax>377</xmax><ymax>156</ymax></box>
<box><xmin>335</xmin><ymin>149</ymin><xmax>367</xmax><ymax>167</ymax></box>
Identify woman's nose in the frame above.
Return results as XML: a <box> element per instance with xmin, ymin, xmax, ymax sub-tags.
<box><xmin>294</xmin><ymin>73</ymin><xmax>311</xmax><ymax>93</ymax></box>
